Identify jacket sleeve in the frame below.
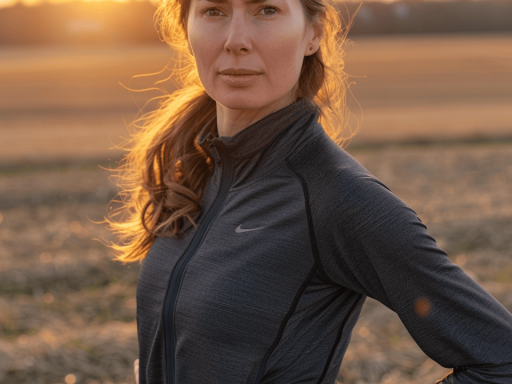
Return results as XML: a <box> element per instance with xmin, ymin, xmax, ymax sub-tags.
<box><xmin>313</xmin><ymin>169</ymin><xmax>512</xmax><ymax>383</ymax></box>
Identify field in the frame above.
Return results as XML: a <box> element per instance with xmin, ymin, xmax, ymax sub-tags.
<box><xmin>0</xmin><ymin>33</ymin><xmax>511</xmax><ymax>384</ymax></box>
<box><xmin>1</xmin><ymin>33</ymin><xmax>511</xmax><ymax>163</ymax></box>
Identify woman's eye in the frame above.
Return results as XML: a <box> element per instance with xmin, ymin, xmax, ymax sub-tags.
<box><xmin>258</xmin><ymin>6</ymin><xmax>278</xmax><ymax>15</ymax></box>
<box><xmin>202</xmin><ymin>6</ymin><xmax>278</xmax><ymax>17</ymax></box>
<box><xmin>203</xmin><ymin>7</ymin><xmax>224</xmax><ymax>17</ymax></box>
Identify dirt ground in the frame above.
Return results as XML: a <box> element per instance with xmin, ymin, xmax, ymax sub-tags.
<box><xmin>1</xmin><ymin>140</ymin><xmax>511</xmax><ymax>384</ymax></box>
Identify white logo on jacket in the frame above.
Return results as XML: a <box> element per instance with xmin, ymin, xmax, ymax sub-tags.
<box><xmin>235</xmin><ymin>224</ymin><xmax>266</xmax><ymax>233</ymax></box>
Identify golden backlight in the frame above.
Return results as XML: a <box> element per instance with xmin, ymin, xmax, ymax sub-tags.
<box><xmin>0</xmin><ymin>0</ymin><xmax>482</xmax><ymax>10</ymax></box>
<box><xmin>0</xmin><ymin>0</ymin><xmax>159</xmax><ymax>8</ymax></box>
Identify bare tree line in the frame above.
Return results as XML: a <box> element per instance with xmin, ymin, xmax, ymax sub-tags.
<box><xmin>0</xmin><ymin>0</ymin><xmax>511</xmax><ymax>46</ymax></box>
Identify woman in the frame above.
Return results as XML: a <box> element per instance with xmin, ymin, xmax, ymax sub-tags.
<box><xmin>107</xmin><ymin>0</ymin><xmax>512</xmax><ymax>382</ymax></box>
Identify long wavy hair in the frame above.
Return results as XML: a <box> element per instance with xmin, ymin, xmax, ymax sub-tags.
<box><xmin>106</xmin><ymin>0</ymin><xmax>360</xmax><ymax>263</ymax></box>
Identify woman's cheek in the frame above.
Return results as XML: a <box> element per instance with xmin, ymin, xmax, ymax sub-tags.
<box><xmin>265</xmin><ymin>38</ymin><xmax>303</xmax><ymax>81</ymax></box>
<box><xmin>189</xmin><ymin>38</ymin><xmax>218</xmax><ymax>82</ymax></box>
<box><xmin>188</xmin><ymin>20</ymin><xmax>217</xmax><ymax>59</ymax></box>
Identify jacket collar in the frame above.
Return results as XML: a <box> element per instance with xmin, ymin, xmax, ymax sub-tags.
<box><xmin>197</xmin><ymin>98</ymin><xmax>319</xmax><ymax>160</ymax></box>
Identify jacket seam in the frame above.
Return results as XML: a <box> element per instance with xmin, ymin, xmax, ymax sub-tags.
<box><xmin>285</xmin><ymin>160</ymin><xmax>338</xmax><ymax>286</ymax></box>
<box><xmin>254</xmin><ymin>264</ymin><xmax>318</xmax><ymax>384</ymax></box>
<box><xmin>316</xmin><ymin>295</ymin><xmax>364</xmax><ymax>383</ymax></box>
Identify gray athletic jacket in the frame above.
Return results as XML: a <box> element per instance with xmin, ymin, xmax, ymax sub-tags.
<box><xmin>136</xmin><ymin>98</ymin><xmax>512</xmax><ymax>384</ymax></box>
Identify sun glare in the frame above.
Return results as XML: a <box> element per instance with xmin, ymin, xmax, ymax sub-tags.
<box><xmin>0</xmin><ymin>0</ymin><xmax>160</xmax><ymax>8</ymax></box>
<box><xmin>0</xmin><ymin>0</ymin><xmax>488</xmax><ymax>9</ymax></box>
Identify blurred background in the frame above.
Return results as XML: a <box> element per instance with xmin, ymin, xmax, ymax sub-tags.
<box><xmin>0</xmin><ymin>0</ymin><xmax>511</xmax><ymax>383</ymax></box>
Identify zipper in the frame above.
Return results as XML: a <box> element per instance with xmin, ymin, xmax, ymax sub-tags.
<box><xmin>162</xmin><ymin>139</ymin><xmax>233</xmax><ymax>384</ymax></box>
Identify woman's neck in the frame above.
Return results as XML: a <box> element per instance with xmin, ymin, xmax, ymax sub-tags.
<box><xmin>215</xmin><ymin>94</ymin><xmax>296</xmax><ymax>138</ymax></box>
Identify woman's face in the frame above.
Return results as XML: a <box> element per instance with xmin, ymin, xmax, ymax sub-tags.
<box><xmin>187</xmin><ymin>0</ymin><xmax>321</xmax><ymax>110</ymax></box>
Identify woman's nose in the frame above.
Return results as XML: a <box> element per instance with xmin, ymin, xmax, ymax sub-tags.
<box><xmin>223</xmin><ymin>11</ymin><xmax>252</xmax><ymax>54</ymax></box>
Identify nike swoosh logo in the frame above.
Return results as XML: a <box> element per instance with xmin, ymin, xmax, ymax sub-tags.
<box><xmin>235</xmin><ymin>224</ymin><xmax>266</xmax><ymax>233</ymax></box>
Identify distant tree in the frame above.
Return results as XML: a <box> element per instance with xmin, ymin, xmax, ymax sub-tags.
<box><xmin>0</xmin><ymin>0</ymin><xmax>510</xmax><ymax>46</ymax></box>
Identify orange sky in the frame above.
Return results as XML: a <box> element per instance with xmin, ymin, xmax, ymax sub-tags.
<box><xmin>0</xmin><ymin>0</ymin><xmax>157</xmax><ymax>8</ymax></box>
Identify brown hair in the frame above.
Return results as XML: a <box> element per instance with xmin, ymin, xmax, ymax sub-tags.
<box><xmin>106</xmin><ymin>0</ymin><xmax>359</xmax><ymax>263</ymax></box>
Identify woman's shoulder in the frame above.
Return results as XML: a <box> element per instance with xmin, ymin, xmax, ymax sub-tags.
<box><xmin>286</xmin><ymin>129</ymin><xmax>393</xmax><ymax>206</ymax></box>
<box><xmin>288</xmin><ymin>130</ymin><xmax>422</xmax><ymax>254</ymax></box>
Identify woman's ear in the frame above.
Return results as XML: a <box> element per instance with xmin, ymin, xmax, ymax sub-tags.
<box><xmin>304</xmin><ymin>18</ymin><xmax>323</xmax><ymax>56</ymax></box>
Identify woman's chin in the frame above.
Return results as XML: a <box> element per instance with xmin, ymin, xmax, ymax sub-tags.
<box><xmin>214</xmin><ymin>92</ymin><xmax>268</xmax><ymax>111</ymax></box>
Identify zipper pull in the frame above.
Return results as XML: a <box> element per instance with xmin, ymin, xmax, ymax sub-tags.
<box><xmin>209</xmin><ymin>141</ymin><xmax>223</xmax><ymax>167</ymax></box>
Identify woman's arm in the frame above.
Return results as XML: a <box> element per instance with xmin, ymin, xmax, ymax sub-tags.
<box><xmin>134</xmin><ymin>359</ymin><xmax>139</xmax><ymax>384</ymax></box>
<box><xmin>312</xmin><ymin>171</ymin><xmax>512</xmax><ymax>383</ymax></box>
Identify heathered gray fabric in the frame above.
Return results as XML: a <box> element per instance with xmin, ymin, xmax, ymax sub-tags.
<box><xmin>136</xmin><ymin>98</ymin><xmax>512</xmax><ymax>384</ymax></box>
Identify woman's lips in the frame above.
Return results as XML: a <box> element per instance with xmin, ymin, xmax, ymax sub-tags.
<box><xmin>219</xmin><ymin>73</ymin><xmax>262</xmax><ymax>87</ymax></box>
